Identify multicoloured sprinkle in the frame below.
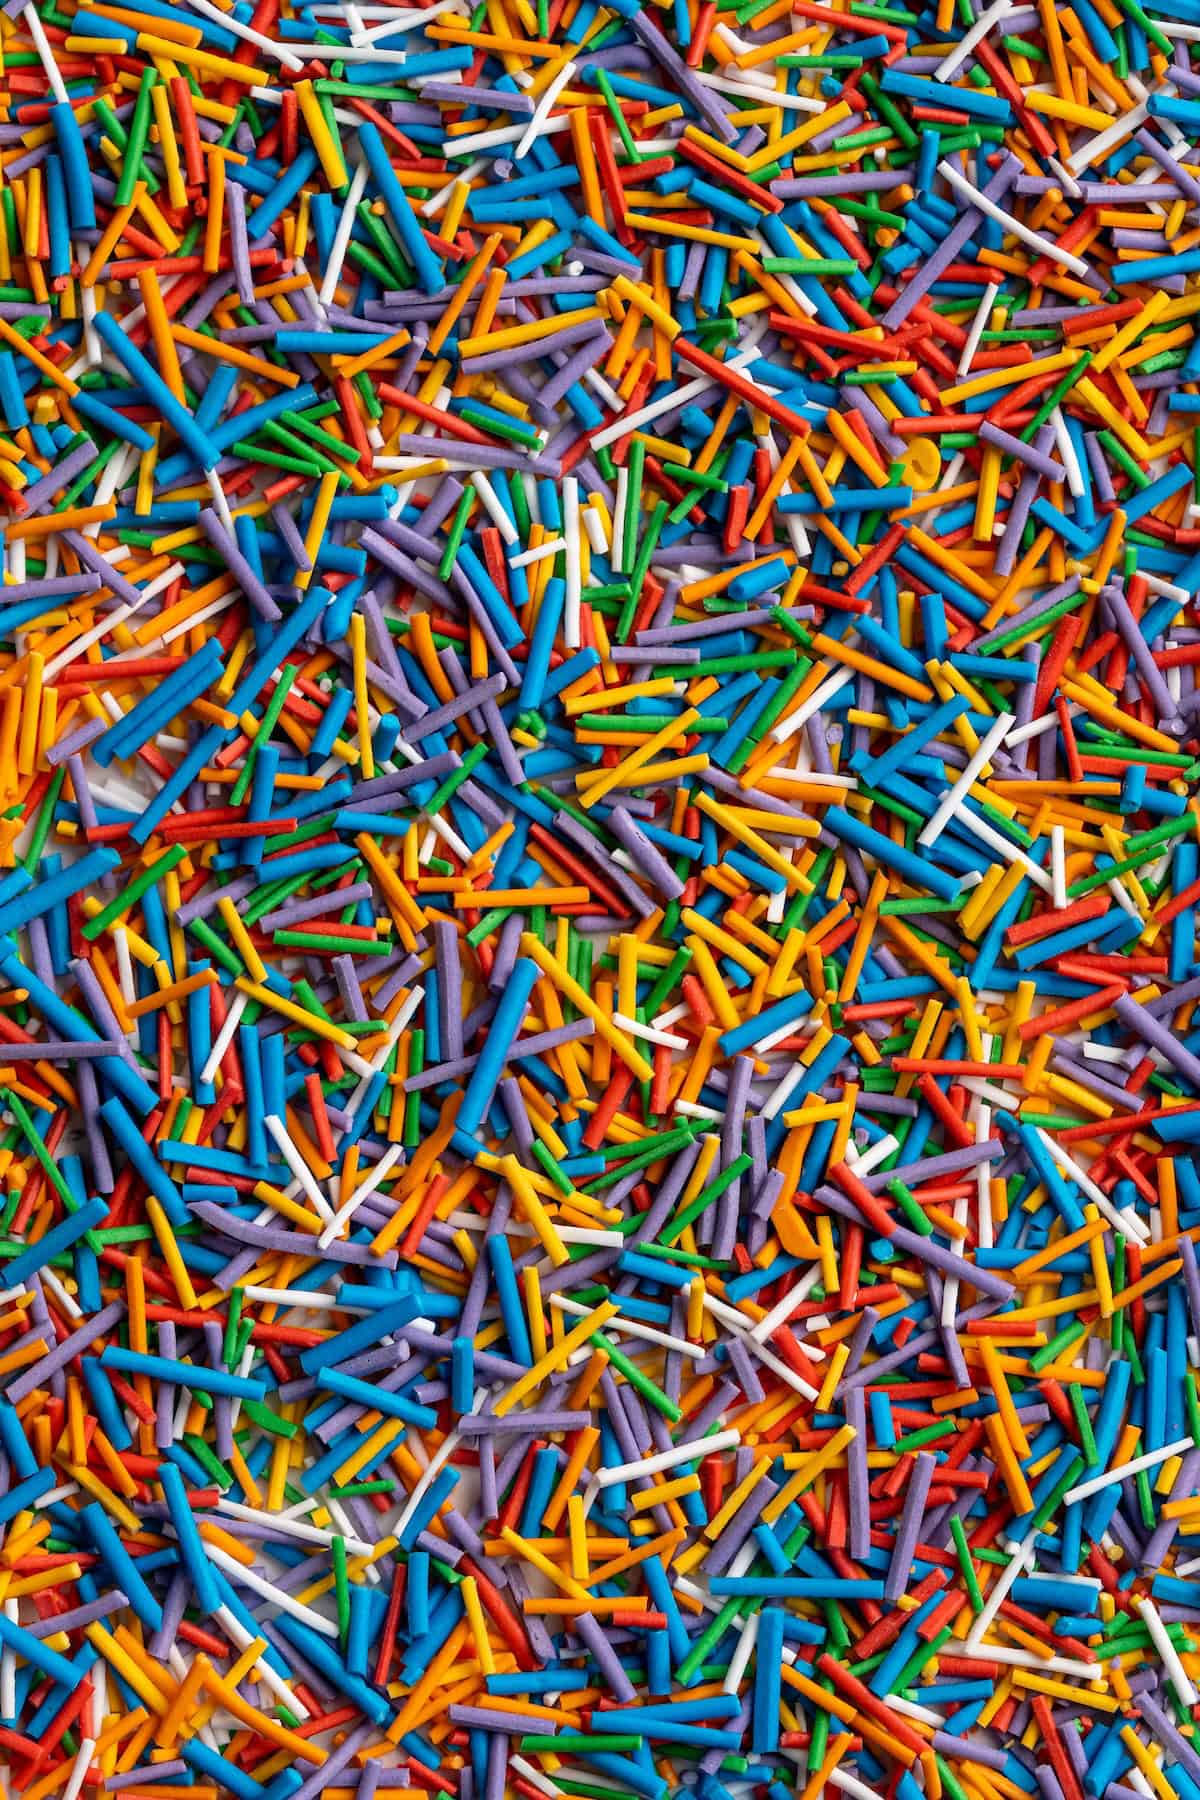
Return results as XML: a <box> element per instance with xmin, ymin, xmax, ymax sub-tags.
<box><xmin>3</xmin><ymin>0</ymin><xmax>1200</xmax><ymax>1796</ymax></box>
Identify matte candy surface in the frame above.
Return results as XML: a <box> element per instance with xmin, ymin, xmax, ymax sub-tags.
<box><xmin>4</xmin><ymin>0</ymin><xmax>1200</xmax><ymax>1797</ymax></box>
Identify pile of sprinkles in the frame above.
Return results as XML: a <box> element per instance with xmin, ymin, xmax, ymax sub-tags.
<box><xmin>11</xmin><ymin>0</ymin><xmax>1200</xmax><ymax>1793</ymax></box>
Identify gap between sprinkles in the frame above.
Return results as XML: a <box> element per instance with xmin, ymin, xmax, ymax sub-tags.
<box><xmin>1</xmin><ymin>0</ymin><xmax>1200</xmax><ymax>1797</ymax></box>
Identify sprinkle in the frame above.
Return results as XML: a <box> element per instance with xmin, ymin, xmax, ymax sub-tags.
<box><xmin>4</xmin><ymin>0</ymin><xmax>1200</xmax><ymax>1788</ymax></box>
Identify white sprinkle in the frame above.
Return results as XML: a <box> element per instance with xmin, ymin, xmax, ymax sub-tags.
<box><xmin>40</xmin><ymin>1267</ymin><xmax>82</xmax><ymax>1321</ymax></box>
<box><xmin>935</xmin><ymin>0</ymin><xmax>1014</xmax><ymax>78</ymax></box>
<box><xmin>1067</xmin><ymin>100</ymin><xmax>1149</xmax><ymax>176</ymax></box>
<box><xmin>966</xmin><ymin>1533</ymin><xmax>1034</xmax><ymax>1645</ymax></box>
<box><xmin>1050</xmin><ymin>406</ymin><xmax>1086</xmax><ymax>499</ymax></box>
<box><xmin>61</xmin><ymin>1739</ymin><xmax>95</xmax><ymax>1800</ymax></box>
<box><xmin>949</xmin><ymin>1638</ymin><xmax>1102</xmax><ymax>1680</ymax></box>
<box><xmin>394</xmin><ymin>1427</ymin><xmax>460</xmax><ymax>1542</ymax></box>
<box><xmin>181</xmin><ymin>0</ymin><xmax>306</xmax><ymax>66</ymax></box>
<box><xmin>1050</xmin><ymin>823</ymin><xmax>1068</xmax><ymax>909</ymax></box>
<box><xmin>32</xmin><ymin>1483</ymin><xmax>79</xmax><ymax>1508</ymax></box>
<box><xmin>201</xmin><ymin>988</ymin><xmax>247</xmax><ymax>1087</ymax></box>
<box><xmin>1006</xmin><ymin>705</ymin><xmax>1080</xmax><ymax>747</ymax></box>
<box><xmin>1063</xmin><ymin>1437</ymin><xmax>1194</xmax><ymax>1507</ymax></box>
<box><xmin>264</xmin><ymin>1114</ymin><xmax>337</xmax><ymax>1224</ymax></box>
<box><xmin>23</xmin><ymin>3</ymin><xmax>69</xmax><ymax>104</ymax></box>
<box><xmin>319</xmin><ymin>159</ymin><xmax>371</xmax><ymax>306</ymax></box>
<box><xmin>563</xmin><ymin>475</ymin><xmax>582</xmax><ymax>650</ymax></box>
<box><xmin>772</xmin><ymin>666</ymin><xmax>855</xmax><ymax>745</ymax></box>
<box><xmin>1035</xmin><ymin>1128</ymin><xmax>1148</xmax><ymax>1245</ymax></box>
<box><xmin>206</xmin><ymin>467</ymin><xmax>235</xmax><ymax>532</ymax></box>
<box><xmin>976</xmin><ymin>1100</ymin><xmax>994</xmax><ymax>1250</ymax></box>
<box><xmin>723</xmin><ymin>1610</ymin><xmax>758</xmax><ymax>1693</ymax></box>
<box><xmin>831</xmin><ymin>1769</ymin><xmax>882</xmax><ymax>1800</ymax></box>
<box><xmin>471</xmin><ymin>471</ymin><xmax>519</xmax><ymax>544</ymax></box>
<box><xmin>939</xmin><ymin>160</ymin><xmax>1090</xmax><ymax>273</ymax></box>
<box><xmin>674</xmin><ymin>1098</ymin><xmax>724</xmax><ymax>1124</ymax></box>
<box><xmin>918</xmin><ymin>712</ymin><xmax>1014</xmax><ymax>847</ymax></box>
<box><xmin>613</xmin><ymin>1012</ymin><xmax>689</xmax><ymax>1050</ymax></box>
<box><xmin>763</xmin><ymin>768</ymin><xmax>858</xmax><ymax>789</ymax></box>
<box><xmin>957</xmin><ymin>279</ymin><xmax>1000</xmax><ymax>376</ymax></box>
<box><xmin>611</xmin><ymin>463</ymin><xmax>629</xmax><ymax>576</ymax></box>
<box><xmin>509</xmin><ymin>536</ymin><xmax>565</xmax><ymax>569</ymax></box>
<box><xmin>453</xmin><ymin>114</ymin><xmax>578</xmax><ymax>158</ymax></box>
<box><xmin>509</xmin><ymin>1756</ymin><xmax>563</xmax><ymax>1799</ymax></box>
<box><xmin>239</xmin><ymin>1284</ymin><xmax>359</xmax><ymax>1311</ymax></box>
<box><xmin>206</xmin><ymin>1545</ymin><xmax>337</xmax><ymax>1634</ymax></box>
<box><xmin>588</xmin><ymin>1427</ymin><xmax>742</xmax><ymax>1492</ymax></box>
<box><xmin>318</xmin><ymin>1141</ymin><xmax>405</xmax><ymax>1248</ymax></box>
<box><xmin>697</xmin><ymin>70</ymin><xmax>824</xmax><ymax>113</ymax></box>
<box><xmin>217</xmin><ymin>1499</ymin><xmax>374</xmax><ymax>1558</ymax></box>
<box><xmin>1138</xmin><ymin>1597</ymin><xmax>1198</xmax><ymax>1708</ymax></box>
<box><xmin>747</xmin><ymin>1263</ymin><xmax>824</xmax><ymax>1343</ymax></box>
<box><xmin>553</xmin><ymin>1293</ymin><xmax>704</xmax><ymax>1360</ymax></box>
<box><xmin>514</xmin><ymin>61</ymin><xmax>577</xmax><ymax>160</ymax></box>
<box><xmin>491</xmin><ymin>1220</ymin><xmax>622</xmax><ymax>1248</ymax></box>
<box><xmin>844</xmin><ymin>1131</ymin><xmax>901</xmax><ymax>1177</ymax></box>
<box><xmin>422</xmin><ymin>168</ymin><xmax>484</xmax><ymax>218</ymax></box>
